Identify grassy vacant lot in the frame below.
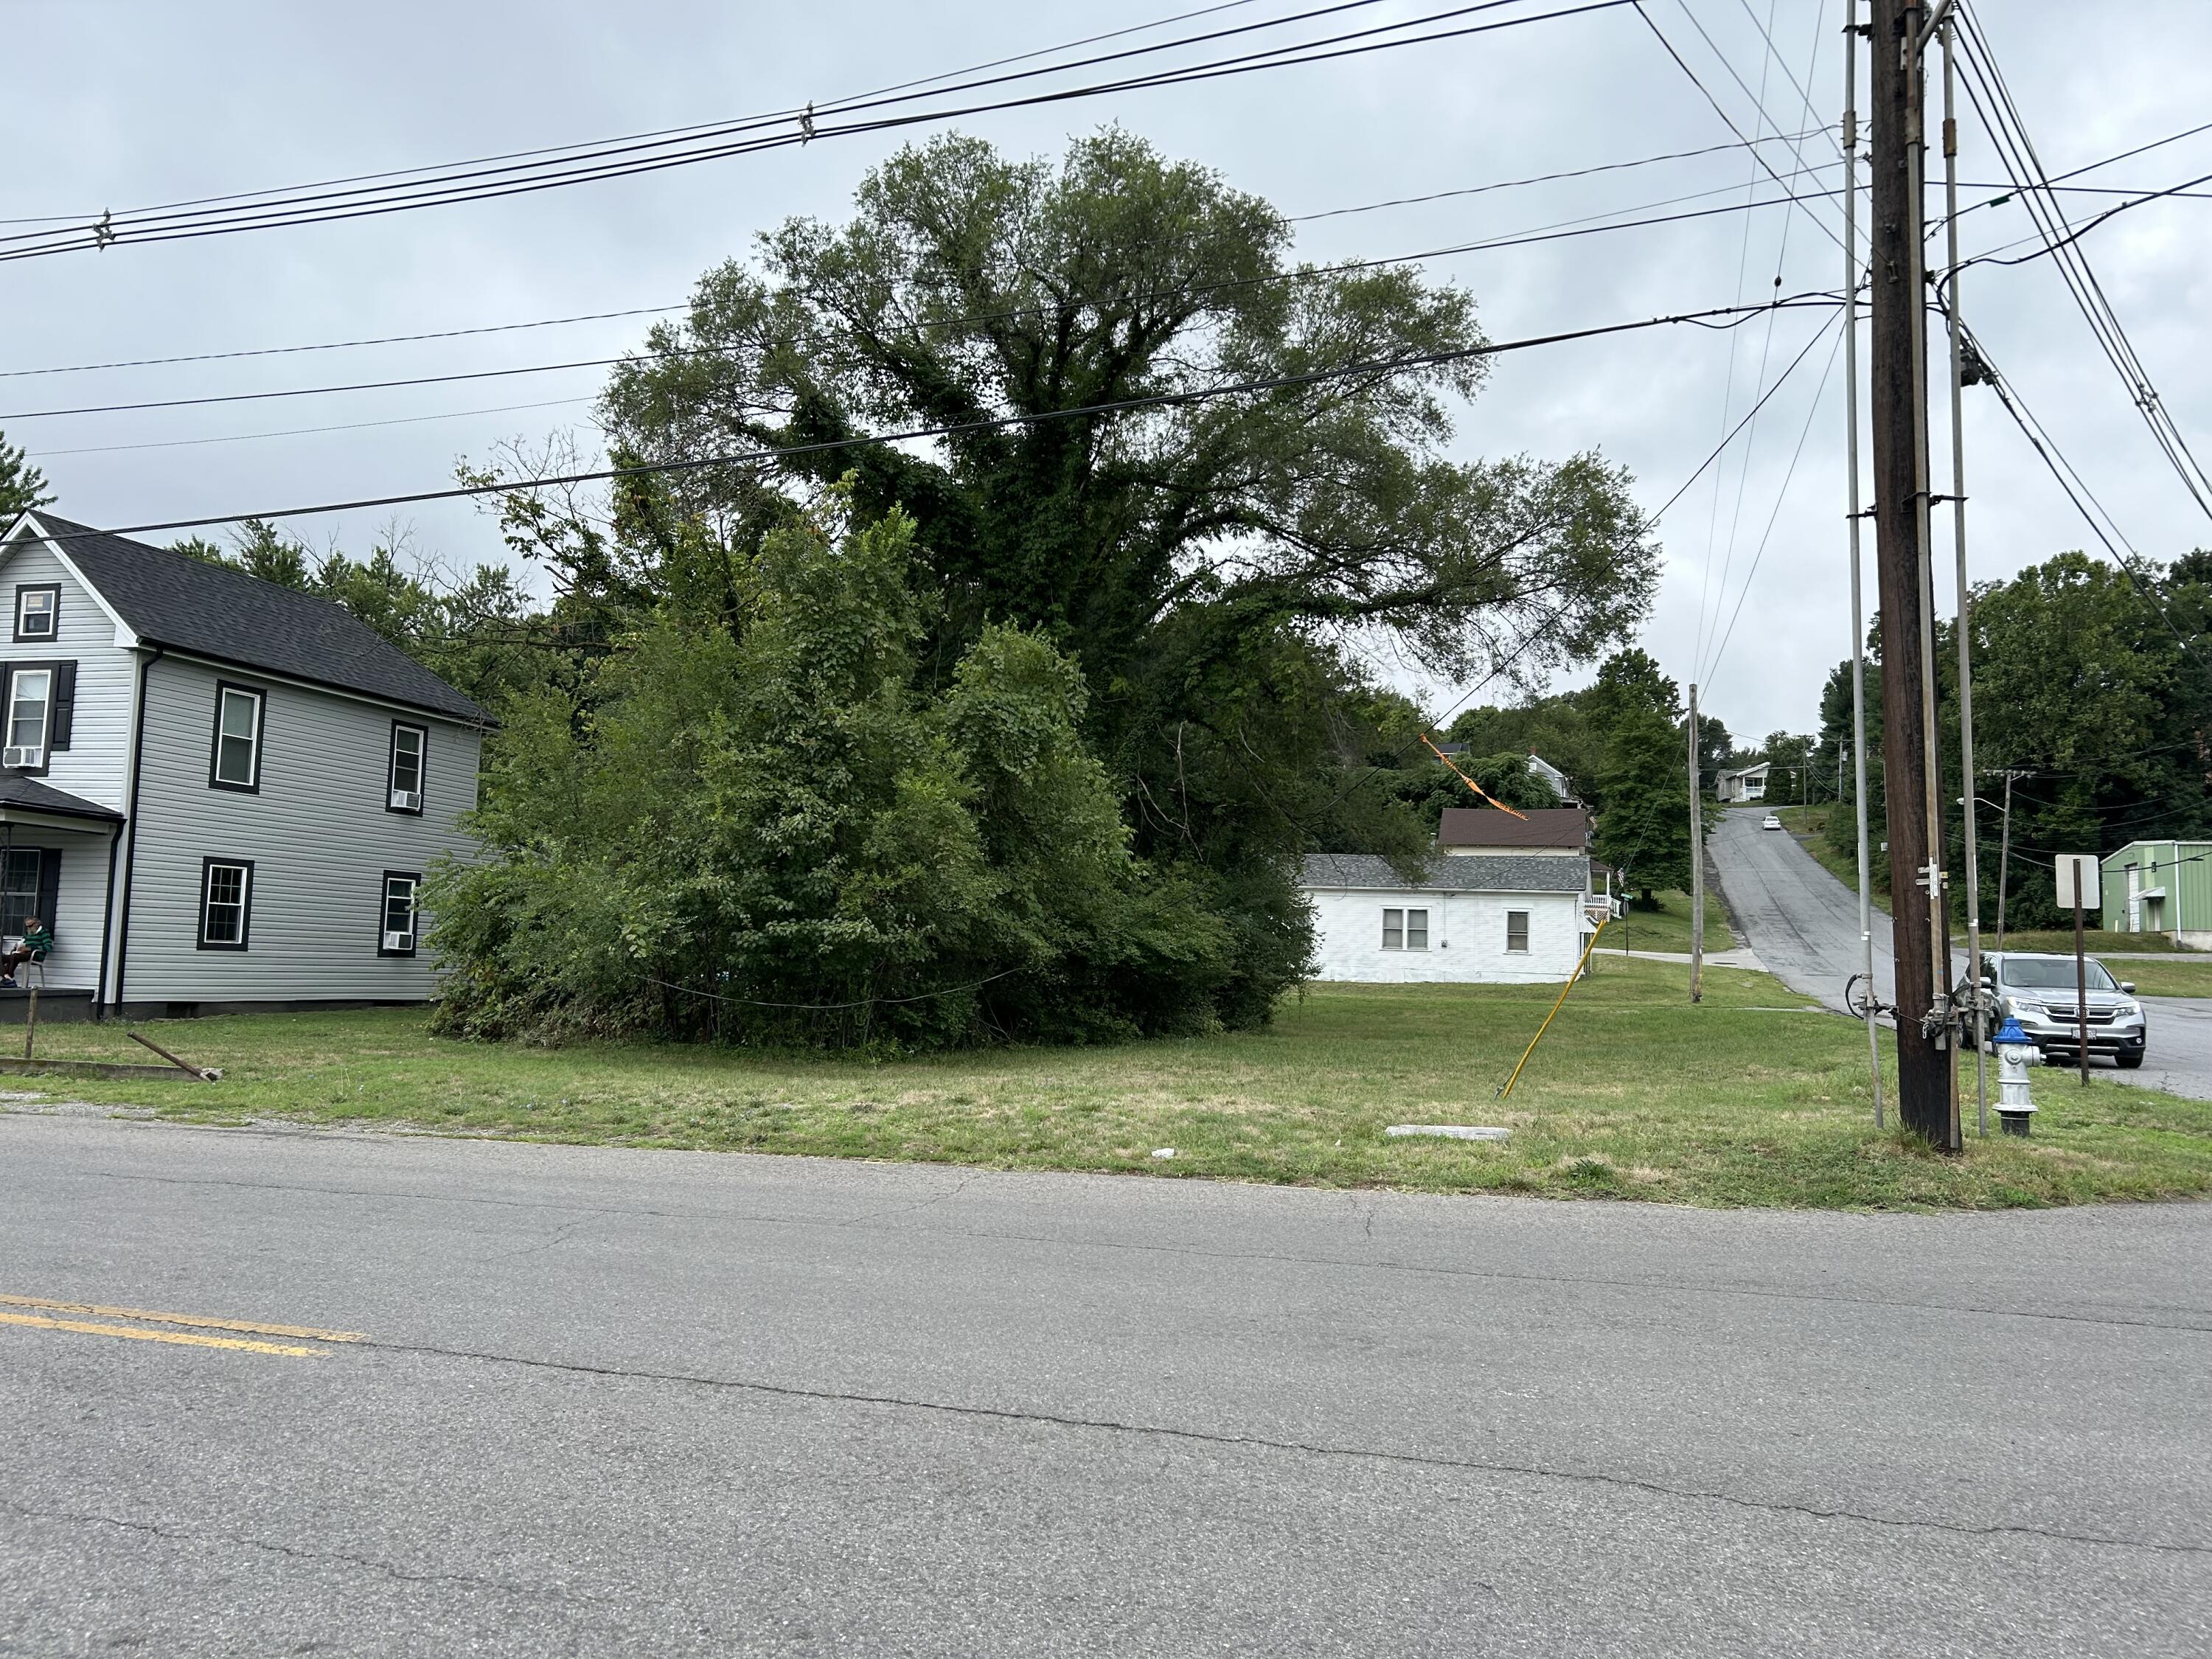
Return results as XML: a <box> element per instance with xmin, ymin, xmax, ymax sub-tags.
<box><xmin>11</xmin><ymin>957</ymin><xmax>2208</xmax><ymax>1211</ymax></box>
<box><xmin>1599</xmin><ymin>888</ymin><xmax>1736</xmax><ymax>955</ymax></box>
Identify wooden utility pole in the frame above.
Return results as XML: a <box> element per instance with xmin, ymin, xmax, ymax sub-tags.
<box><xmin>1868</xmin><ymin>0</ymin><xmax>1958</xmax><ymax>1147</ymax></box>
<box><xmin>1688</xmin><ymin>681</ymin><xmax>1705</xmax><ymax>1005</ymax></box>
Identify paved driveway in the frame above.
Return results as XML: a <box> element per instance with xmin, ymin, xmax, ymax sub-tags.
<box><xmin>3</xmin><ymin>1114</ymin><xmax>2208</xmax><ymax>1655</ymax></box>
<box><xmin>1707</xmin><ymin>806</ymin><xmax>2212</xmax><ymax>1099</ymax></box>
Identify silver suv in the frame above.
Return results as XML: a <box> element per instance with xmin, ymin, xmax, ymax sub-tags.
<box><xmin>1969</xmin><ymin>951</ymin><xmax>2147</xmax><ymax>1069</ymax></box>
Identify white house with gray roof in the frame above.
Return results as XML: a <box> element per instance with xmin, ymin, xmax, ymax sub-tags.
<box><xmin>1300</xmin><ymin>853</ymin><xmax>1596</xmax><ymax>984</ymax></box>
<box><xmin>0</xmin><ymin>511</ymin><xmax>490</xmax><ymax>1020</ymax></box>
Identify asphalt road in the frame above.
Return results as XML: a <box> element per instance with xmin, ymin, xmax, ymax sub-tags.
<box><xmin>4</xmin><ymin>1113</ymin><xmax>2208</xmax><ymax>1656</ymax></box>
<box><xmin>1708</xmin><ymin>806</ymin><xmax>2212</xmax><ymax>1099</ymax></box>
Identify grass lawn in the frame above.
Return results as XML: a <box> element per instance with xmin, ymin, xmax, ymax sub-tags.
<box><xmin>9</xmin><ymin>957</ymin><xmax>2208</xmax><ymax>1210</ymax></box>
<box><xmin>1994</xmin><ymin>929</ymin><xmax>2199</xmax><ymax>956</ymax></box>
<box><xmin>1600</xmin><ymin>888</ymin><xmax>1736</xmax><ymax>954</ymax></box>
<box><xmin>2088</xmin><ymin>958</ymin><xmax>2212</xmax><ymax>999</ymax></box>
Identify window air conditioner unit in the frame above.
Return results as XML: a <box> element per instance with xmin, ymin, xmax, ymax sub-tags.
<box><xmin>4</xmin><ymin>746</ymin><xmax>42</xmax><ymax>768</ymax></box>
<box><xmin>383</xmin><ymin>931</ymin><xmax>414</xmax><ymax>952</ymax></box>
<box><xmin>390</xmin><ymin>789</ymin><xmax>422</xmax><ymax>810</ymax></box>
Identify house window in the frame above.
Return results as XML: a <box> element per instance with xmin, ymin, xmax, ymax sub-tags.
<box><xmin>387</xmin><ymin>722</ymin><xmax>427</xmax><ymax>813</ymax></box>
<box><xmin>13</xmin><ymin>584</ymin><xmax>58</xmax><ymax>643</ymax></box>
<box><xmin>1382</xmin><ymin>908</ymin><xmax>1404</xmax><ymax>949</ymax></box>
<box><xmin>380</xmin><ymin>872</ymin><xmax>420</xmax><ymax>957</ymax></box>
<box><xmin>209</xmin><ymin>684</ymin><xmax>265</xmax><ymax>791</ymax></box>
<box><xmin>1506</xmin><ymin>910</ymin><xmax>1531</xmax><ymax>953</ymax></box>
<box><xmin>3</xmin><ymin>667</ymin><xmax>51</xmax><ymax>770</ymax></box>
<box><xmin>198</xmin><ymin>858</ymin><xmax>254</xmax><ymax>950</ymax></box>
<box><xmin>1405</xmin><ymin>908</ymin><xmax>1429</xmax><ymax>949</ymax></box>
<box><xmin>0</xmin><ymin>848</ymin><xmax>40</xmax><ymax>939</ymax></box>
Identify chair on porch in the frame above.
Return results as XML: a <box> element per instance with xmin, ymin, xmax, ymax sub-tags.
<box><xmin>2</xmin><ymin>934</ymin><xmax>46</xmax><ymax>990</ymax></box>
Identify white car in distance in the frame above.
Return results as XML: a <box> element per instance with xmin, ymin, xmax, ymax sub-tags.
<box><xmin>1761</xmin><ymin>814</ymin><xmax>1784</xmax><ymax>830</ymax></box>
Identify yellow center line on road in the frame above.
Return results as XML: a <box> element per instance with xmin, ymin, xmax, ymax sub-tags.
<box><xmin>0</xmin><ymin>1293</ymin><xmax>365</xmax><ymax>1344</ymax></box>
<box><xmin>0</xmin><ymin>1310</ymin><xmax>331</xmax><ymax>1359</ymax></box>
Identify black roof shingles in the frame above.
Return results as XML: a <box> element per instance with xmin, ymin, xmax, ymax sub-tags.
<box><xmin>24</xmin><ymin>514</ymin><xmax>488</xmax><ymax>724</ymax></box>
<box><xmin>0</xmin><ymin>774</ymin><xmax>123</xmax><ymax>823</ymax></box>
<box><xmin>1300</xmin><ymin>852</ymin><xmax>1588</xmax><ymax>894</ymax></box>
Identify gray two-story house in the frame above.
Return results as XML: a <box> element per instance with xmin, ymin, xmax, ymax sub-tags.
<box><xmin>0</xmin><ymin>511</ymin><xmax>489</xmax><ymax>1019</ymax></box>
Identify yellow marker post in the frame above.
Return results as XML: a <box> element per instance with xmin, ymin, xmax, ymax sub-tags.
<box><xmin>1498</xmin><ymin>917</ymin><xmax>1608</xmax><ymax>1099</ymax></box>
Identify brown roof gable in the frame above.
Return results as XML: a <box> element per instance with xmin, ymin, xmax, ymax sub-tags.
<box><xmin>1436</xmin><ymin>806</ymin><xmax>1590</xmax><ymax>849</ymax></box>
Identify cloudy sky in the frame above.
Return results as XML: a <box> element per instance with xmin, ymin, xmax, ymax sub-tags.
<box><xmin>7</xmin><ymin>0</ymin><xmax>2208</xmax><ymax>746</ymax></box>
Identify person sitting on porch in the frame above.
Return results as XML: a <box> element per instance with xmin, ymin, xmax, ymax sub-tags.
<box><xmin>1</xmin><ymin>917</ymin><xmax>52</xmax><ymax>987</ymax></box>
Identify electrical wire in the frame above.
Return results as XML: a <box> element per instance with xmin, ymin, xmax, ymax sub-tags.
<box><xmin>1</xmin><ymin>0</ymin><xmax>1635</xmax><ymax>261</ymax></box>
<box><xmin>0</xmin><ymin>187</ymin><xmax>1847</xmax><ymax>425</ymax></box>
<box><xmin>1954</xmin><ymin>6</ymin><xmax>2212</xmax><ymax>521</ymax></box>
<box><xmin>4</xmin><ymin>133</ymin><xmax>1840</xmax><ymax>383</ymax></box>
<box><xmin>22</xmin><ymin>292</ymin><xmax>1841</xmax><ymax>543</ymax></box>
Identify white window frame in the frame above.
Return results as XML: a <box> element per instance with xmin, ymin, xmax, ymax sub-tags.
<box><xmin>1404</xmin><ymin>908</ymin><xmax>1430</xmax><ymax>950</ymax></box>
<box><xmin>379</xmin><ymin>872</ymin><xmax>420</xmax><ymax>957</ymax></box>
<box><xmin>387</xmin><ymin>722</ymin><xmax>427</xmax><ymax>814</ymax></box>
<box><xmin>13</xmin><ymin>585</ymin><xmax>58</xmax><ymax>642</ymax></box>
<box><xmin>1505</xmin><ymin>909</ymin><xmax>1531</xmax><ymax>953</ymax></box>
<box><xmin>210</xmin><ymin>684</ymin><xmax>265</xmax><ymax>792</ymax></box>
<box><xmin>198</xmin><ymin>858</ymin><xmax>253</xmax><ymax>950</ymax></box>
<box><xmin>3</xmin><ymin>667</ymin><xmax>52</xmax><ymax>771</ymax></box>
<box><xmin>1382</xmin><ymin>908</ymin><xmax>1405</xmax><ymax>950</ymax></box>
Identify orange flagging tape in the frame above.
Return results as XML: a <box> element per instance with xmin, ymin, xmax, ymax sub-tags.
<box><xmin>1420</xmin><ymin>733</ymin><xmax>1530</xmax><ymax>819</ymax></box>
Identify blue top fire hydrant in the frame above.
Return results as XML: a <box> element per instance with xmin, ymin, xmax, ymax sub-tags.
<box><xmin>1994</xmin><ymin>1015</ymin><xmax>2040</xmax><ymax>1136</ymax></box>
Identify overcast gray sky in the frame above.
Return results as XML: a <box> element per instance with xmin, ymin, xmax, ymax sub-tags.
<box><xmin>7</xmin><ymin>0</ymin><xmax>2208</xmax><ymax>745</ymax></box>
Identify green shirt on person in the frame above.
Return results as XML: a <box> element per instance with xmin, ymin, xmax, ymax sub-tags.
<box><xmin>21</xmin><ymin>925</ymin><xmax>51</xmax><ymax>954</ymax></box>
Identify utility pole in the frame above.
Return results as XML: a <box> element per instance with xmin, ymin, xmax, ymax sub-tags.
<box><xmin>1939</xmin><ymin>13</ymin><xmax>1986</xmax><ymax>1138</ymax></box>
<box><xmin>1994</xmin><ymin>768</ymin><xmax>2027</xmax><ymax>949</ymax></box>
<box><xmin>1843</xmin><ymin>1</ymin><xmax>1884</xmax><ymax>1130</ymax></box>
<box><xmin>1688</xmin><ymin>682</ymin><xmax>1705</xmax><ymax>1006</ymax></box>
<box><xmin>1869</xmin><ymin>0</ymin><xmax>1958</xmax><ymax>1148</ymax></box>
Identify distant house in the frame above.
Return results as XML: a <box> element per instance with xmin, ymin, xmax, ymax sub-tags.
<box><xmin>2102</xmin><ymin>840</ymin><xmax>2211</xmax><ymax>947</ymax></box>
<box><xmin>1525</xmin><ymin>751</ymin><xmax>1576</xmax><ymax>804</ymax></box>
<box><xmin>1435</xmin><ymin>806</ymin><xmax>1589</xmax><ymax>858</ymax></box>
<box><xmin>1300</xmin><ymin>853</ymin><xmax>1597</xmax><ymax>984</ymax></box>
<box><xmin>1717</xmin><ymin>762</ymin><xmax>1770</xmax><ymax>803</ymax></box>
<box><xmin>0</xmin><ymin>512</ymin><xmax>490</xmax><ymax>1020</ymax></box>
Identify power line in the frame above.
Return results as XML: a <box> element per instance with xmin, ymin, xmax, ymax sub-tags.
<box><xmin>23</xmin><ymin>397</ymin><xmax>598</xmax><ymax>460</ymax></box>
<box><xmin>23</xmin><ymin>293</ymin><xmax>1840</xmax><ymax>543</ymax></box>
<box><xmin>1286</xmin><ymin>127</ymin><xmax>1825</xmax><ymax>221</ymax></box>
<box><xmin>0</xmin><ymin>190</ymin><xmax>1847</xmax><ymax>425</ymax></box>
<box><xmin>5</xmin><ymin>136</ymin><xmax>1840</xmax><ymax>383</ymax></box>
<box><xmin>1954</xmin><ymin>7</ymin><xmax>2212</xmax><ymax>522</ymax></box>
<box><xmin>2</xmin><ymin>1</ymin><xmax>1635</xmax><ymax>261</ymax></box>
<box><xmin>0</xmin><ymin>0</ymin><xmax>1277</xmax><ymax>229</ymax></box>
<box><xmin>0</xmin><ymin>306</ymin><xmax>686</xmax><ymax>381</ymax></box>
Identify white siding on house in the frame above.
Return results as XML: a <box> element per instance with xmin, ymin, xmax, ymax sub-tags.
<box><xmin>0</xmin><ymin>532</ymin><xmax>139</xmax><ymax>810</ymax></box>
<box><xmin>119</xmin><ymin>655</ymin><xmax>482</xmax><ymax>1004</ymax></box>
<box><xmin>0</xmin><ymin>827</ymin><xmax>113</xmax><ymax>990</ymax></box>
<box><xmin>1307</xmin><ymin>888</ymin><xmax>1584</xmax><ymax>984</ymax></box>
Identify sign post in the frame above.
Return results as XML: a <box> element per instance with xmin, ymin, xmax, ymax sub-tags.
<box><xmin>2054</xmin><ymin>854</ymin><xmax>2101</xmax><ymax>1088</ymax></box>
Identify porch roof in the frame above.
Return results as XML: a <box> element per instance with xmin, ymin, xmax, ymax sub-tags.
<box><xmin>0</xmin><ymin>776</ymin><xmax>123</xmax><ymax>824</ymax></box>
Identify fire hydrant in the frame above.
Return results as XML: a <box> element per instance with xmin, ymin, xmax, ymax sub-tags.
<box><xmin>1994</xmin><ymin>1015</ymin><xmax>2040</xmax><ymax>1136</ymax></box>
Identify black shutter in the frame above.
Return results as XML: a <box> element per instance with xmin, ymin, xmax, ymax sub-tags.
<box><xmin>34</xmin><ymin>848</ymin><xmax>60</xmax><ymax>942</ymax></box>
<box><xmin>49</xmin><ymin>661</ymin><xmax>75</xmax><ymax>751</ymax></box>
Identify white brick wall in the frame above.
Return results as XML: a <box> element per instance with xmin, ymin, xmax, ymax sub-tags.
<box><xmin>1304</xmin><ymin>887</ymin><xmax>1585</xmax><ymax>984</ymax></box>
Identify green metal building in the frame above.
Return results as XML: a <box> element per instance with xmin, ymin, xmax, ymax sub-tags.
<box><xmin>2100</xmin><ymin>840</ymin><xmax>2212</xmax><ymax>947</ymax></box>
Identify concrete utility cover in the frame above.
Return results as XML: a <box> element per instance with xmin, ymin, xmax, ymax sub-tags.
<box><xmin>1385</xmin><ymin>1124</ymin><xmax>1511</xmax><ymax>1141</ymax></box>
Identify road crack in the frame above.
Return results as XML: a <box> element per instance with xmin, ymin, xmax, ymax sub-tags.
<box><xmin>356</xmin><ymin>1337</ymin><xmax>2210</xmax><ymax>1559</ymax></box>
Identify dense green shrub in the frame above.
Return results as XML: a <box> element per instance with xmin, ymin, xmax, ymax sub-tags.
<box><xmin>428</xmin><ymin>501</ymin><xmax>1289</xmax><ymax>1048</ymax></box>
